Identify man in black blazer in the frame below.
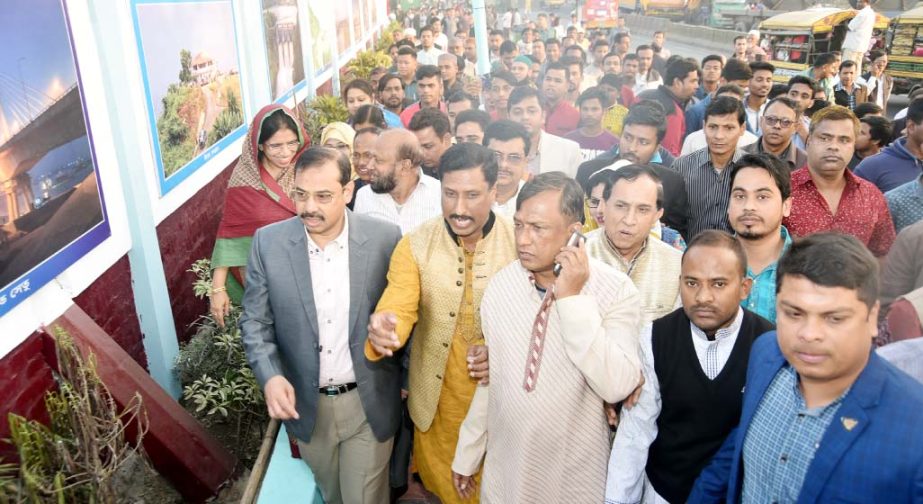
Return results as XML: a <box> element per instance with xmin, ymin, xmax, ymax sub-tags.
<box><xmin>241</xmin><ymin>147</ymin><xmax>403</xmax><ymax>504</ymax></box>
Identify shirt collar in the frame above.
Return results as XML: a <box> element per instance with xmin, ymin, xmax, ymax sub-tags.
<box><xmin>690</xmin><ymin>307</ymin><xmax>745</xmax><ymax>343</ymax></box>
<box><xmin>305</xmin><ymin>212</ymin><xmax>350</xmax><ymax>254</ymax></box>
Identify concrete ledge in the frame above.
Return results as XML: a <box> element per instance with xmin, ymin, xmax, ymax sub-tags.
<box><xmin>625</xmin><ymin>14</ymin><xmax>745</xmax><ymax>55</ymax></box>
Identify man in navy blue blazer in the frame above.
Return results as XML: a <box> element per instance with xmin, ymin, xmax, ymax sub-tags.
<box><xmin>689</xmin><ymin>232</ymin><xmax>923</xmax><ymax>503</ymax></box>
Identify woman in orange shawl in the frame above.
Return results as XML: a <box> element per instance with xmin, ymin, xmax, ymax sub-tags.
<box><xmin>209</xmin><ymin>104</ymin><xmax>307</xmax><ymax>326</ymax></box>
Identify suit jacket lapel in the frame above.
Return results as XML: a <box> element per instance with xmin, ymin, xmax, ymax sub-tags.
<box><xmin>796</xmin><ymin>352</ymin><xmax>885</xmax><ymax>503</ymax></box>
<box><xmin>286</xmin><ymin>220</ymin><xmax>320</xmax><ymax>337</ymax></box>
<box><xmin>347</xmin><ymin>211</ymin><xmax>369</xmax><ymax>345</ymax></box>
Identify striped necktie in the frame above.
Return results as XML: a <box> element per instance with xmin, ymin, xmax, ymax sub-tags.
<box><xmin>523</xmin><ymin>288</ymin><xmax>555</xmax><ymax>392</ymax></box>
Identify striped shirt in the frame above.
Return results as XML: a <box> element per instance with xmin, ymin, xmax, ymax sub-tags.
<box><xmin>352</xmin><ymin>170</ymin><xmax>442</xmax><ymax>235</ymax></box>
<box><xmin>742</xmin><ymin>365</ymin><xmax>847</xmax><ymax>503</ymax></box>
<box><xmin>671</xmin><ymin>147</ymin><xmax>745</xmax><ymax>239</ymax></box>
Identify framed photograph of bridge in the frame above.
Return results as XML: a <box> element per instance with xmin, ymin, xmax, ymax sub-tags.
<box><xmin>261</xmin><ymin>0</ymin><xmax>306</xmax><ymax>103</ymax></box>
<box><xmin>130</xmin><ymin>0</ymin><xmax>247</xmax><ymax>196</ymax></box>
<box><xmin>0</xmin><ymin>0</ymin><xmax>111</xmax><ymax>318</ymax></box>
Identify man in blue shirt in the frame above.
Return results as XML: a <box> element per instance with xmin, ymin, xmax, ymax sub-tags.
<box><xmin>685</xmin><ymin>59</ymin><xmax>752</xmax><ymax>135</ymax></box>
<box><xmin>690</xmin><ymin>233</ymin><xmax>923</xmax><ymax>503</ymax></box>
<box><xmin>728</xmin><ymin>153</ymin><xmax>792</xmax><ymax>323</ymax></box>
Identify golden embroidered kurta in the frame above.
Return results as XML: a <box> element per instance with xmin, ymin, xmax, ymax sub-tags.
<box><xmin>585</xmin><ymin>228</ymin><xmax>682</xmax><ymax>323</ymax></box>
<box><xmin>365</xmin><ymin>215</ymin><xmax>517</xmax><ymax>503</ymax></box>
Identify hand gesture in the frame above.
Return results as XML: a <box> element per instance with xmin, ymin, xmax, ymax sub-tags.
<box><xmin>453</xmin><ymin>471</ymin><xmax>477</xmax><ymax>499</ymax></box>
<box><xmin>210</xmin><ymin>290</ymin><xmax>231</xmax><ymax>328</ymax></box>
<box><xmin>264</xmin><ymin>375</ymin><xmax>299</xmax><ymax>420</ymax></box>
<box><xmin>467</xmin><ymin>345</ymin><xmax>490</xmax><ymax>385</ymax></box>
<box><xmin>368</xmin><ymin>311</ymin><xmax>401</xmax><ymax>357</ymax></box>
<box><xmin>553</xmin><ymin>237</ymin><xmax>589</xmax><ymax>299</ymax></box>
<box><xmin>623</xmin><ymin>373</ymin><xmax>645</xmax><ymax>410</ymax></box>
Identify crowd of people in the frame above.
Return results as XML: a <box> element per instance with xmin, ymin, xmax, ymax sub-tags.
<box><xmin>209</xmin><ymin>2</ymin><xmax>923</xmax><ymax>503</ymax></box>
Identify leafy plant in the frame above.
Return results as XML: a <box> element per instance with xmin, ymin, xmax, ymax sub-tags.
<box><xmin>175</xmin><ymin>259</ymin><xmax>266</xmax><ymax>461</ymax></box>
<box><xmin>375</xmin><ymin>20</ymin><xmax>403</xmax><ymax>53</ymax></box>
<box><xmin>297</xmin><ymin>94</ymin><xmax>349</xmax><ymax>145</ymax></box>
<box><xmin>346</xmin><ymin>49</ymin><xmax>393</xmax><ymax>81</ymax></box>
<box><xmin>2</xmin><ymin>328</ymin><xmax>148</xmax><ymax>503</ymax></box>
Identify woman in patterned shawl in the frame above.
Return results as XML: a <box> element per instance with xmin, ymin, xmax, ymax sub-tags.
<box><xmin>209</xmin><ymin>104</ymin><xmax>307</xmax><ymax>326</ymax></box>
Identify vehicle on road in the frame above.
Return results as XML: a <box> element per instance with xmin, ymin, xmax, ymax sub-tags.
<box><xmin>886</xmin><ymin>6</ymin><xmax>923</xmax><ymax>94</ymax></box>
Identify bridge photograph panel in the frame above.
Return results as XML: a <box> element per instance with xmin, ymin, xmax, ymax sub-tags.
<box><xmin>0</xmin><ymin>0</ymin><xmax>110</xmax><ymax>318</ymax></box>
<box><xmin>131</xmin><ymin>0</ymin><xmax>248</xmax><ymax>196</ymax></box>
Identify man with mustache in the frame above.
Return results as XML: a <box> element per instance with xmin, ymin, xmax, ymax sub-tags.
<box><xmin>452</xmin><ymin>172</ymin><xmax>643</xmax><ymax>502</ymax></box>
<box><xmin>353</xmin><ymin>128</ymin><xmax>441</xmax><ymax>235</ymax></box>
<box><xmin>728</xmin><ymin>154</ymin><xmax>793</xmax><ymax>324</ymax></box>
<box><xmin>346</xmin><ymin>127</ymin><xmax>379</xmax><ymax>210</ymax></box>
<box><xmin>484</xmin><ymin>120</ymin><xmax>530</xmax><ymax>218</ymax></box>
<box><xmin>607</xmin><ymin>230</ymin><xmax>772</xmax><ymax>504</ymax></box>
<box><xmin>783</xmin><ymin>106</ymin><xmax>896</xmax><ymax>258</ymax></box>
<box><xmin>741</xmin><ymin>97</ymin><xmax>807</xmax><ymax>172</ymax></box>
<box><xmin>691</xmin><ymin>233</ymin><xmax>923</xmax><ymax>503</ymax></box>
<box><xmin>378</xmin><ymin>73</ymin><xmax>407</xmax><ymax>117</ymax></box>
<box><xmin>240</xmin><ymin>147</ymin><xmax>403</xmax><ymax>504</ymax></box>
<box><xmin>585</xmin><ymin>164</ymin><xmax>682</xmax><ymax>323</ymax></box>
<box><xmin>366</xmin><ymin>143</ymin><xmax>517</xmax><ymax>503</ymax></box>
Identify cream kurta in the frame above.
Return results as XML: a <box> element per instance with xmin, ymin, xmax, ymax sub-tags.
<box><xmin>452</xmin><ymin>259</ymin><xmax>643</xmax><ymax>503</ymax></box>
<box><xmin>585</xmin><ymin>228</ymin><xmax>682</xmax><ymax>323</ymax></box>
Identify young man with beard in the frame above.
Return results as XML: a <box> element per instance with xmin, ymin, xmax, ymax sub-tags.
<box><xmin>452</xmin><ymin>173</ymin><xmax>643</xmax><ymax>503</ymax></box>
<box><xmin>353</xmin><ymin>129</ymin><xmax>441</xmax><ymax>235</ymax></box>
<box><xmin>607</xmin><ymin>230</ymin><xmax>772</xmax><ymax>504</ymax></box>
<box><xmin>691</xmin><ymin>233</ymin><xmax>923</xmax><ymax>503</ymax></box>
<box><xmin>367</xmin><ymin>144</ymin><xmax>518</xmax><ymax>504</ymax></box>
<box><xmin>784</xmin><ymin>106</ymin><xmax>896</xmax><ymax>257</ymax></box>
<box><xmin>637</xmin><ymin>59</ymin><xmax>700</xmax><ymax>157</ymax></box>
<box><xmin>409</xmin><ymin>109</ymin><xmax>453</xmax><ymax>179</ymax></box>
<box><xmin>742</xmin><ymin>97</ymin><xmax>808</xmax><ymax>171</ymax></box>
<box><xmin>586</xmin><ymin>165</ymin><xmax>683</xmax><ymax>323</ymax></box>
<box><xmin>400</xmin><ymin>65</ymin><xmax>447</xmax><ymax>128</ymax></box>
<box><xmin>849</xmin><ymin>115</ymin><xmax>891</xmax><ymax>170</ymax></box>
<box><xmin>728</xmin><ymin>154</ymin><xmax>793</xmax><ymax>323</ymax></box>
<box><xmin>379</xmin><ymin>73</ymin><xmax>407</xmax><ymax>117</ymax></box>
<box><xmin>833</xmin><ymin>60</ymin><xmax>868</xmax><ymax>111</ymax></box>
<box><xmin>542</xmin><ymin>62</ymin><xmax>580</xmax><ymax>137</ymax></box>
<box><xmin>565</xmin><ymin>87</ymin><xmax>620</xmax><ymax>161</ymax></box>
<box><xmin>484</xmin><ymin>120</ymin><xmax>530</xmax><ymax>217</ymax></box>
<box><xmin>744</xmin><ymin>62</ymin><xmax>774</xmax><ymax>135</ymax></box>
<box><xmin>347</xmin><ymin>127</ymin><xmax>379</xmax><ymax>210</ymax></box>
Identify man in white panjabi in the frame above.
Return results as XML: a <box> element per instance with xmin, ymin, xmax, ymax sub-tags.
<box><xmin>451</xmin><ymin>172</ymin><xmax>644</xmax><ymax>503</ymax></box>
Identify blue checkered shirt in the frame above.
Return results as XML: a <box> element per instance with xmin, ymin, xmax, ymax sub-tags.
<box><xmin>741</xmin><ymin>365</ymin><xmax>848</xmax><ymax>503</ymax></box>
<box><xmin>741</xmin><ymin>227</ymin><xmax>792</xmax><ymax>324</ymax></box>
<box><xmin>885</xmin><ymin>176</ymin><xmax>923</xmax><ymax>233</ymax></box>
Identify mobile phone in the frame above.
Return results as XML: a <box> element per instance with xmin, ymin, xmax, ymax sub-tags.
<box><xmin>553</xmin><ymin>230</ymin><xmax>586</xmax><ymax>277</ymax></box>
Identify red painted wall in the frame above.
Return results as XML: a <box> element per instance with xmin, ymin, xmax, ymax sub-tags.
<box><xmin>0</xmin><ymin>333</ymin><xmax>55</xmax><ymax>461</ymax></box>
<box><xmin>157</xmin><ymin>166</ymin><xmax>234</xmax><ymax>343</ymax></box>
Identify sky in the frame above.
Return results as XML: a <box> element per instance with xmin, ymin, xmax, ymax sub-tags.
<box><xmin>135</xmin><ymin>1</ymin><xmax>240</xmax><ymax>116</ymax></box>
<box><xmin>0</xmin><ymin>0</ymin><xmax>78</xmax><ymax>141</ymax></box>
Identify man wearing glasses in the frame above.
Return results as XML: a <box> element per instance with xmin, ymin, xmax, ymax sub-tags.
<box><xmin>240</xmin><ymin>147</ymin><xmax>404</xmax><ymax>504</ymax></box>
<box><xmin>742</xmin><ymin>97</ymin><xmax>808</xmax><ymax>171</ymax></box>
<box><xmin>484</xmin><ymin>120</ymin><xmax>531</xmax><ymax>218</ymax></box>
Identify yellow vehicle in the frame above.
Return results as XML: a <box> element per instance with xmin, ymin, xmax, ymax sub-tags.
<box><xmin>638</xmin><ymin>0</ymin><xmax>702</xmax><ymax>24</ymax></box>
<box><xmin>887</xmin><ymin>6</ymin><xmax>923</xmax><ymax>94</ymax></box>
<box><xmin>759</xmin><ymin>7</ymin><xmax>890</xmax><ymax>83</ymax></box>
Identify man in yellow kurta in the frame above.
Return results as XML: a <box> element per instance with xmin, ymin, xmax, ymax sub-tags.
<box><xmin>366</xmin><ymin>143</ymin><xmax>517</xmax><ymax>503</ymax></box>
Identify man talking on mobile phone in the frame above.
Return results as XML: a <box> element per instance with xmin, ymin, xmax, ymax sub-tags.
<box><xmin>450</xmin><ymin>172</ymin><xmax>644</xmax><ymax>502</ymax></box>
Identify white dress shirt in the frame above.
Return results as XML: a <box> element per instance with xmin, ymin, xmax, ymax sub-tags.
<box><xmin>605</xmin><ymin>308</ymin><xmax>745</xmax><ymax>504</ymax></box>
<box><xmin>353</xmin><ymin>170</ymin><xmax>442</xmax><ymax>235</ymax></box>
<box><xmin>492</xmin><ymin>180</ymin><xmax>524</xmax><ymax>218</ymax></box>
<box><xmin>843</xmin><ymin>5</ymin><xmax>876</xmax><ymax>52</ymax></box>
<box><xmin>417</xmin><ymin>46</ymin><xmax>444</xmax><ymax>66</ymax></box>
<box><xmin>306</xmin><ymin>216</ymin><xmax>354</xmax><ymax>386</ymax></box>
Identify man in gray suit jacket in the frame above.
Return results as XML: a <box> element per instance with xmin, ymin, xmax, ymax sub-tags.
<box><xmin>241</xmin><ymin>147</ymin><xmax>403</xmax><ymax>504</ymax></box>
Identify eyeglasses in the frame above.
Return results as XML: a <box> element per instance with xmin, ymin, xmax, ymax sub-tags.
<box><xmin>492</xmin><ymin>151</ymin><xmax>525</xmax><ymax>164</ymax></box>
<box><xmin>290</xmin><ymin>189</ymin><xmax>337</xmax><ymax>204</ymax></box>
<box><xmin>265</xmin><ymin>140</ymin><xmax>301</xmax><ymax>153</ymax></box>
<box><xmin>763</xmin><ymin>116</ymin><xmax>795</xmax><ymax>128</ymax></box>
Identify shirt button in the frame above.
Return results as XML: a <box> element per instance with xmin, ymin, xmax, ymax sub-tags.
<box><xmin>443</xmin><ymin>342</ymin><xmax>449</xmax><ymax>348</ymax></box>
<box><xmin>458</xmin><ymin>268</ymin><xmax>464</xmax><ymax>273</ymax></box>
<box><xmin>780</xmin><ymin>454</ymin><xmax>788</xmax><ymax>462</ymax></box>
<box><xmin>327</xmin><ymin>319</ymin><xmax>332</xmax><ymax>324</ymax></box>
<box><xmin>458</xmin><ymin>257</ymin><xmax>463</xmax><ymax>262</ymax></box>
<box><xmin>436</xmin><ymin>374</ymin><xmax>443</xmax><ymax>379</ymax></box>
<box><xmin>449</xmin><ymin>311</ymin><xmax>456</xmax><ymax>317</ymax></box>
<box><xmin>456</xmin><ymin>280</ymin><xmax>463</xmax><ymax>286</ymax></box>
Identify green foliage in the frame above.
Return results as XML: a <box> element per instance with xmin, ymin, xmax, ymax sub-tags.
<box><xmin>346</xmin><ymin>49</ymin><xmax>394</xmax><ymax>81</ymax></box>
<box><xmin>298</xmin><ymin>94</ymin><xmax>349</xmax><ymax>145</ymax></box>
<box><xmin>157</xmin><ymin>82</ymin><xmax>199</xmax><ymax>176</ymax></box>
<box><xmin>375</xmin><ymin>20</ymin><xmax>403</xmax><ymax>53</ymax></box>
<box><xmin>2</xmin><ymin>328</ymin><xmax>147</xmax><ymax>503</ymax></box>
<box><xmin>179</xmin><ymin>49</ymin><xmax>193</xmax><ymax>85</ymax></box>
<box><xmin>175</xmin><ymin>259</ymin><xmax>266</xmax><ymax>459</ymax></box>
<box><xmin>207</xmin><ymin>89</ymin><xmax>244</xmax><ymax>145</ymax></box>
